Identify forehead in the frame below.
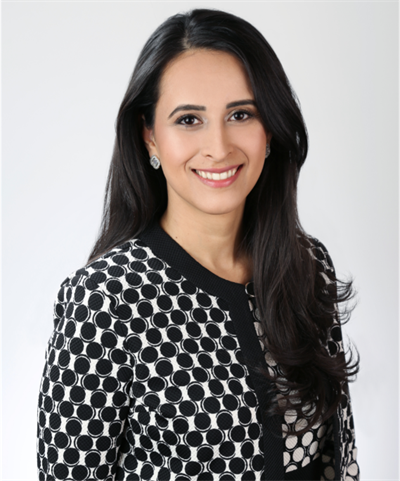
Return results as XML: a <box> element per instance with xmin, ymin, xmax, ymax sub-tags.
<box><xmin>157</xmin><ymin>49</ymin><xmax>254</xmax><ymax>108</ymax></box>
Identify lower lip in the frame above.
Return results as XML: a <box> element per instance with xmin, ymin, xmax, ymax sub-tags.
<box><xmin>193</xmin><ymin>165</ymin><xmax>243</xmax><ymax>188</ymax></box>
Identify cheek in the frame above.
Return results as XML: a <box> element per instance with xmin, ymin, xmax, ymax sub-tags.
<box><xmin>237</xmin><ymin>126</ymin><xmax>267</xmax><ymax>165</ymax></box>
<box><xmin>155</xmin><ymin>126</ymin><xmax>197</xmax><ymax>168</ymax></box>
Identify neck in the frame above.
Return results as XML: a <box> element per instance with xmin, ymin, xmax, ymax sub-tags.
<box><xmin>159</xmin><ymin>200</ymin><xmax>252</xmax><ymax>285</ymax></box>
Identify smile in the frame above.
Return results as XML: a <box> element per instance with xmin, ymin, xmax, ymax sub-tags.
<box><xmin>192</xmin><ymin>164</ymin><xmax>243</xmax><ymax>188</ymax></box>
<box><xmin>194</xmin><ymin>167</ymin><xmax>239</xmax><ymax>180</ymax></box>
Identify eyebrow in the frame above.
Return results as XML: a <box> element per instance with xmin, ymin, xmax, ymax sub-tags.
<box><xmin>168</xmin><ymin>99</ymin><xmax>257</xmax><ymax>119</ymax></box>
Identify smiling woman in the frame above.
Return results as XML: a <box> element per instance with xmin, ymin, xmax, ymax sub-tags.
<box><xmin>36</xmin><ymin>8</ymin><xmax>360</xmax><ymax>481</ymax></box>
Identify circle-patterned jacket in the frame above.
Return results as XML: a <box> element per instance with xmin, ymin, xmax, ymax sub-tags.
<box><xmin>37</xmin><ymin>220</ymin><xmax>359</xmax><ymax>480</ymax></box>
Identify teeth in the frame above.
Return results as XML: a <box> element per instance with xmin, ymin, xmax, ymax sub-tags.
<box><xmin>196</xmin><ymin>167</ymin><xmax>238</xmax><ymax>180</ymax></box>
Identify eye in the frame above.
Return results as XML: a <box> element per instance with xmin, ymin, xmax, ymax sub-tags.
<box><xmin>176</xmin><ymin>114</ymin><xmax>200</xmax><ymax>126</ymax></box>
<box><xmin>175</xmin><ymin>109</ymin><xmax>255</xmax><ymax>126</ymax></box>
<box><xmin>230</xmin><ymin>110</ymin><xmax>254</xmax><ymax>121</ymax></box>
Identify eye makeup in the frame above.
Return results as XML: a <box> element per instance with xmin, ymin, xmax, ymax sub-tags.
<box><xmin>174</xmin><ymin>109</ymin><xmax>256</xmax><ymax>126</ymax></box>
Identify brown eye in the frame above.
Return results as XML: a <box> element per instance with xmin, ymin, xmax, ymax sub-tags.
<box><xmin>230</xmin><ymin>110</ymin><xmax>254</xmax><ymax>121</ymax></box>
<box><xmin>176</xmin><ymin>115</ymin><xmax>199</xmax><ymax>126</ymax></box>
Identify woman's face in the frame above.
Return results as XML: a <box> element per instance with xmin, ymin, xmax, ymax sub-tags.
<box><xmin>143</xmin><ymin>49</ymin><xmax>270</xmax><ymax>218</ymax></box>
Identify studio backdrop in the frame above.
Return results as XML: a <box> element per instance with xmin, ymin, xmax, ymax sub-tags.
<box><xmin>2</xmin><ymin>1</ymin><xmax>398</xmax><ymax>480</ymax></box>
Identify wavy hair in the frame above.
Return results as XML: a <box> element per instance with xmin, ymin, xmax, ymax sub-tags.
<box><xmin>88</xmin><ymin>8</ymin><xmax>359</xmax><ymax>435</ymax></box>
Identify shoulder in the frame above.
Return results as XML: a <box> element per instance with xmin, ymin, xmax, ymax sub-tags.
<box><xmin>53</xmin><ymin>236</ymin><xmax>164</xmax><ymax>310</ymax></box>
<box><xmin>63</xmin><ymin>237</ymin><xmax>155</xmax><ymax>285</ymax></box>
<box><xmin>51</xmin><ymin>235</ymin><xmax>173</xmax><ymax>337</ymax></box>
<box><xmin>301</xmin><ymin>234</ymin><xmax>336</xmax><ymax>278</ymax></box>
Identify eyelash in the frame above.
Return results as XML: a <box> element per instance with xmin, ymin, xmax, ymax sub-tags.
<box><xmin>175</xmin><ymin>109</ymin><xmax>255</xmax><ymax>126</ymax></box>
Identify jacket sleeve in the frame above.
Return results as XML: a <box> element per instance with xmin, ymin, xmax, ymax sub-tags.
<box><xmin>36</xmin><ymin>271</ymin><xmax>135</xmax><ymax>481</ymax></box>
<box><xmin>309</xmin><ymin>238</ymin><xmax>360</xmax><ymax>481</ymax></box>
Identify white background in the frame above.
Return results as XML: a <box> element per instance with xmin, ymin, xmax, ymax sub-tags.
<box><xmin>2</xmin><ymin>1</ymin><xmax>398</xmax><ymax>480</ymax></box>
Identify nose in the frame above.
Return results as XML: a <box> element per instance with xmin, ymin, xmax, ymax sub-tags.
<box><xmin>200</xmin><ymin>120</ymin><xmax>232</xmax><ymax>162</ymax></box>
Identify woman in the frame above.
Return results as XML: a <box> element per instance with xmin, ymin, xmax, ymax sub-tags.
<box><xmin>36</xmin><ymin>8</ymin><xmax>359</xmax><ymax>481</ymax></box>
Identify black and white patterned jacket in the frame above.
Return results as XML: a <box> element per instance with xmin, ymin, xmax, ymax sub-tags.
<box><xmin>37</xmin><ymin>220</ymin><xmax>359</xmax><ymax>480</ymax></box>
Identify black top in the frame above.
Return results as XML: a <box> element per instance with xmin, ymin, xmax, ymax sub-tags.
<box><xmin>37</xmin><ymin>220</ymin><xmax>359</xmax><ymax>480</ymax></box>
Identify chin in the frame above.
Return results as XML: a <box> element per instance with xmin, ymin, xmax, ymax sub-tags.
<box><xmin>192</xmin><ymin>200</ymin><xmax>245</xmax><ymax>217</ymax></box>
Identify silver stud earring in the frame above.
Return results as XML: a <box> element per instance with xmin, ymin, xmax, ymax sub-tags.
<box><xmin>265</xmin><ymin>144</ymin><xmax>271</xmax><ymax>159</ymax></box>
<box><xmin>150</xmin><ymin>155</ymin><xmax>161</xmax><ymax>170</ymax></box>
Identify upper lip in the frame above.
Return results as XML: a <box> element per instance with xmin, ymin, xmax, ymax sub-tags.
<box><xmin>192</xmin><ymin>164</ymin><xmax>242</xmax><ymax>174</ymax></box>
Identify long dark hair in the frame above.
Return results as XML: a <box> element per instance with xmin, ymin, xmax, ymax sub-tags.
<box><xmin>89</xmin><ymin>8</ymin><xmax>359</xmax><ymax>434</ymax></box>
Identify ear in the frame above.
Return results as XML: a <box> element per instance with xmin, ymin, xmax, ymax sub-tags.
<box><xmin>142</xmin><ymin>115</ymin><xmax>158</xmax><ymax>157</ymax></box>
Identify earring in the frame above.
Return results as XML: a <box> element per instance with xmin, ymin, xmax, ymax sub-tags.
<box><xmin>265</xmin><ymin>144</ymin><xmax>271</xmax><ymax>159</ymax></box>
<box><xmin>150</xmin><ymin>155</ymin><xmax>161</xmax><ymax>170</ymax></box>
